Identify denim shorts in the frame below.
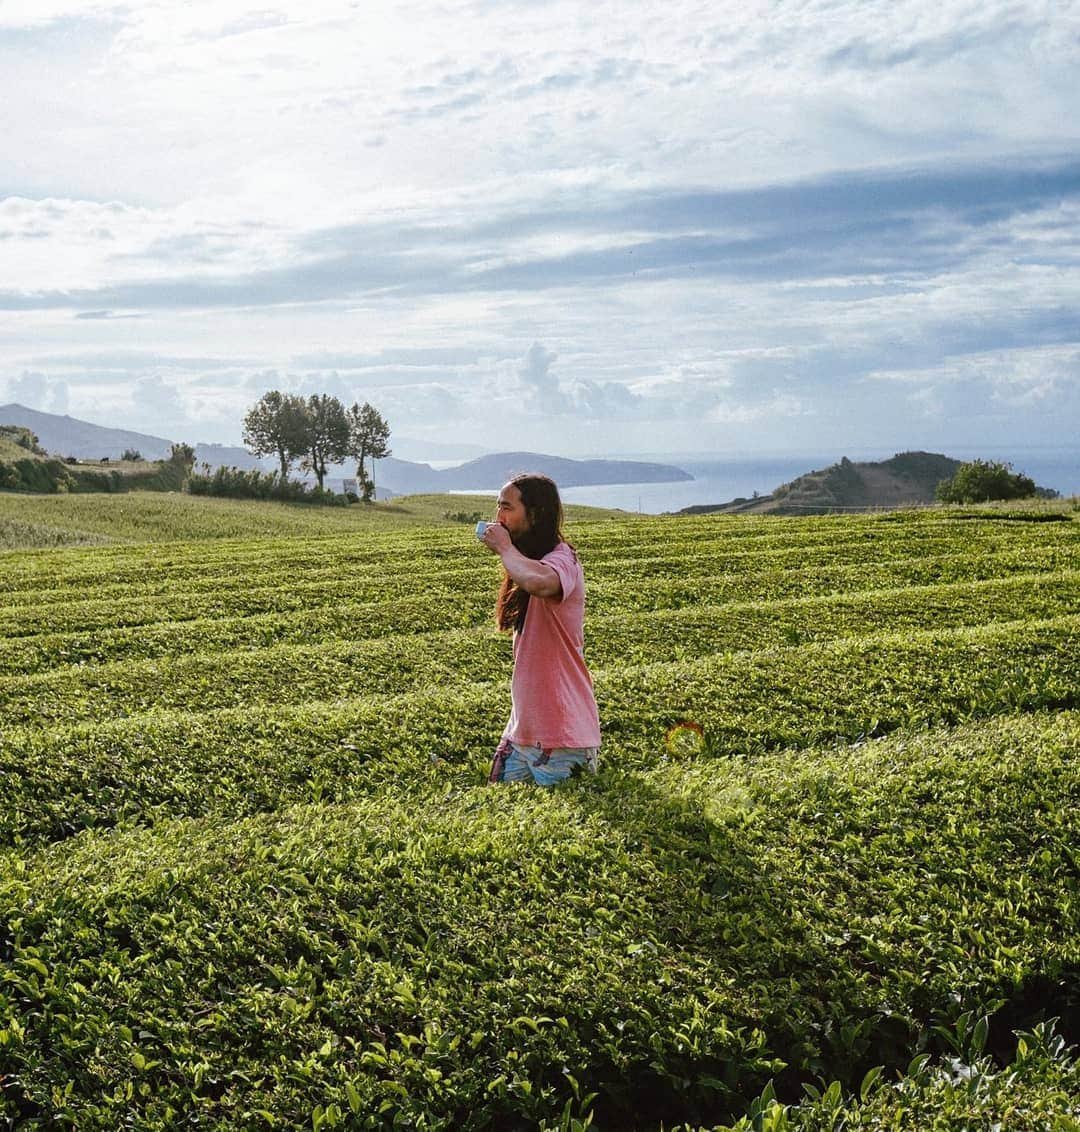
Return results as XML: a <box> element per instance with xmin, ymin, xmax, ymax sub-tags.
<box><xmin>489</xmin><ymin>740</ymin><xmax>599</xmax><ymax>786</ymax></box>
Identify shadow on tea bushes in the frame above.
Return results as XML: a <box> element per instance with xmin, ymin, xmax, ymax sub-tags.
<box><xmin>5</xmin><ymin>715</ymin><xmax>1077</xmax><ymax>1130</ymax></box>
<box><xmin>692</xmin><ymin>1018</ymin><xmax>1080</xmax><ymax>1132</ymax></box>
<box><xmin>0</xmin><ymin>784</ymin><xmax>790</xmax><ymax>1129</ymax></box>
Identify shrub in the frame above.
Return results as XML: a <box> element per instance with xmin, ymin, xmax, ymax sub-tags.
<box><xmin>169</xmin><ymin>443</ymin><xmax>197</xmax><ymax>469</ymax></box>
<box><xmin>111</xmin><ymin>461</ymin><xmax>187</xmax><ymax>493</ymax></box>
<box><xmin>70</xmin><ymin>469</ymin><xmax>127</xmax><ymax>493</ymax></box>
<box><xmin>937</xmin><ymin>460</ymin><xmax>1037</xmax><ymax>504</ymax></box>
<box><xmin>185</xmin><ymin>465</ymin><xmax>348</xmax><ymax>506</ymax></box>
<box><xmin>0</xmin><ymin>458</ymin><xmax>78</xmax><ymax>493</ymax></box>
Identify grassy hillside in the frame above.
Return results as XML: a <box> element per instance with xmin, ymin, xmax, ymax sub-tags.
<box><xmin>0</xmin><ymin>491</ymin><xmax>626</xmax><ymax>550</ymax></box>
<box><xmin>1</xmin><ymin>500</ymin><xmax>1079</xmax><ymax>1129</ymax></box>
<box><xmin>687</xmin><ymin>451</ymin><xmax>1071</xmax><ymax>516</ymax></box>
<box><xmin>0</xmin><ymin>445</ymin><xmax>189</xmax><ymax>499</ymax></box>
<box><xmin>0</xmin><ymin>434</ymin><xmax>33</xmax><ymax>462</ymax></box>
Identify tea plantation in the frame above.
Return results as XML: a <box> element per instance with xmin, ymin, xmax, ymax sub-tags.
<box><xmin>1</xmin><ymin>494</ymin><xmax>1079</xmax><ymax>1130</ymax></box>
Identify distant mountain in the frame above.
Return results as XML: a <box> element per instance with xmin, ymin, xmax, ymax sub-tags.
<box><xmin>191</xmin><ymin>443</ymin><xmax>264</xmax><ymax>471</ymax></box>
<box><xmin>680</xmin><ymin>451</ymin><xmax>965</xmax><ymax>514</ymax></box>
<box><xmin>0</xmin><ymin>403</ymin><xmax>177</xmax><ymax>461</ymax></box>
<box><xmin>372</xmin><ymin>451</ymin><xmax>692</xmax><ymax>494</ymax></box>
<box><xmin>0</xmin><ymin>406</ymin><xmax>691</xmax><ymax>493</ymax></box>
<box><xmin>0</xmin><ymin>404</ymin><xmax>261</xmax><ymax>470</ymax></box>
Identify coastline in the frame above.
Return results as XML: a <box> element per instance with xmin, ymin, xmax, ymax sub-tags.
<box><xmin>558</xmin><ymin>447</ymin><xmax>1080</xmax><ymax>515</ymax></box>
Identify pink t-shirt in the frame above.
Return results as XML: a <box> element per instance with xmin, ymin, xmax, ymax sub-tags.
<box><xmin>502</xmin><ymin>541</ymin><xmax>602</xmax><ymax>750</ymax></box>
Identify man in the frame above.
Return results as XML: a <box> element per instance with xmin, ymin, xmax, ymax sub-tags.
<box><xmin>479</xmin><ymin>474</ymin><xmax>601</xmax><ymax>785</ymax></box>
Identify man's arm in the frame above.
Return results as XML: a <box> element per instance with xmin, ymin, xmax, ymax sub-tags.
<box><xmin>481</xmin><ymin>526</ymin><xmax>562</xmax><ymax>598</ymax></box>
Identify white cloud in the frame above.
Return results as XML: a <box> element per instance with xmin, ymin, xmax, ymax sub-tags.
<box><xmin>131</xmin><ymin>374</ymin><xmax>185</xmax><ymax>422</ymax></box>
<box><xmin>375</xmin><ymin>382</ymin><xmax>464</xmax><ymax>424</ymax></box>
<box><xmin>867</xmin><ymin>344</ymin><xmax>1080</xmax><ymax>418</ymax></box>
<box><xmin>4</xmin><ymin>0</ymin><xmax>1076</xmax><ymax>216</ymax></box>
<box><xmin>0</xmin><ymin>2</ymin><xmax>1076</xmax><ymax>456</ymax></box>
<box><xmin>5</xmin><ymin>371</ymin><xmax>69</xmax><ymax>413</ymax></box>
<box><xmin>707</xmin><ymin>393</ymin><xmax>814</xmax><ymax>426</ymax></box>
<box><xmin>49</xmin><ymin>377</ymin><xmax>70</xmax><ymax>415</ymax></box>
<box><xmin>0</xmin><ymin>195</ymin><xmax>299</xmax><ymax>294</ymax></box>
<box><xmin>567</xmin><ymin>378</ymin><xmax>644</xmax><ymax>419</ymax></box>
<box><xmin>517</xmin><ymin>342</ymin><xmax>567</xmax><ymax>411</ymax></box>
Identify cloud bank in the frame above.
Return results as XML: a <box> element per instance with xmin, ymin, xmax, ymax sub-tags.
<box><xmin>1</xmin><ymin>1</ymin><xmax>1077</xmax><ymax>455</ymax></box>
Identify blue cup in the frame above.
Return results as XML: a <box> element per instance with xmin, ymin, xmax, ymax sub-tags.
<box><xmin>475</xmin><ymin>521</ymin><xmax>489</xmax><ymax>539</ymax></box>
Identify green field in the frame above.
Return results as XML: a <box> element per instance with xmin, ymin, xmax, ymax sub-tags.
<box><xmin>2</xmin><ymin>493</ymin><xmax>1079</xmax><ymax>1130</ymax></box>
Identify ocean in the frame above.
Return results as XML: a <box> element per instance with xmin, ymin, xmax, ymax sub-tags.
<box><xmin>556</xmin><ymin>447</ymin><xmax>1080</xmax><ymax>515</ymax></box>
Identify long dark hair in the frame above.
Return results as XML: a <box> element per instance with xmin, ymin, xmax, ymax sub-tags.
<box><xmin>496</xmin><ymin>473</ymin><xmax>566</xmax><ymax>632</ymax></box>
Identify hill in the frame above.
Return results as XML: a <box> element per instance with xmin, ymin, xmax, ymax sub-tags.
<box><xmin>0</xmin><ymin>402</ymin><xmax>177</xmax><ymax>460</ymax></box>
<box><xmin>0</xmin><ymin>418</ymin><xmax>190</xmax><ymax>495</ymax></box>
<box><xmin>374</xmin><ymin>451</ymin><xmax>691</xmax><ymax>494</ymax></box>
<box><xmin>0</xmin><ymin>490</ymin><xmax>628</xmax><ymax>549</ymax></box>
<box><xmin>0</xmin><ymin>404</ymin><xmax>260</xmax><ymax>469</ymax></box>
<box><xmin>0</xmin><ymin>432</ymin><xmax>32</xmax><ymax>462</ymax></box>
<box><xmin>680</xmin><ymin>451</ymin><xmax>967</xmax><ymax>514</ymax></box>
<box><xmin>440</xmin><ymin>450</ymin><xmax>691</xmax><ymax>488</ymax></box>
<box><xmin>0</xmin><ymin>405</ymin><xmax>690</xmax><ymax>491</ymax></box>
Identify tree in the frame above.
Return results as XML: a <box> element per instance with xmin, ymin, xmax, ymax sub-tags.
<box><xmin>242</xmin><ymin>391</ymin><xmax>308</xmax><ymax>479</ymax></box>
<box><xmin>169</xmin><ymin>442</ymin><xmax>196</xmax><ymax>469</ymax></box>
<box><xmin>121</xmin><ymin>448</ymin><xmax>143</xmax><ymax>462</ymax></box>
<box><xmin>347</xmin><ymin>401</ymin><xmax>392</xmax><ymax>502</ymax></box>
<box><xmin>299</xmin><ymin>394</ymin><xmax>351</xmax><ymax>490</ymax></box>
<box><xmin>936</xmin><ymin>459</ymin><xmax>1037</xmax><ymax>504</ymax></box>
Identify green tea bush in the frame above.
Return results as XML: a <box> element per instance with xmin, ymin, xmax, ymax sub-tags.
<box><xmin>703</xmin><ymin>1020</ymin><xmax>1080</xmax><ymax>1130</ymax></box>
<box><xmin>3</xmin><ymin>569</ymin><xmax>1076</xmax><ymax>677</ymax></box>
<box><xmin>3</xmin><ymin>617</ymin><xmax>1078</xmax><ymax>849</ymax></box>
<box><xmin>1</xmin><ymin>712</ymin><xmax>1078</xmax><ymax>1128</ymax></box>
<box><xmin>1</xmin><ymin>503</ymin><xmax>1079</xmax><ymax>1128</ymax></box>
<box><xmin>0</xmin><ymin>491</ymin><xmax>456</xmax><ymax>546</ymax></box>
<box><xmin>0</xmin><ymin>519</ymin><xmax>108</xmax><ymax>552</ymax></box>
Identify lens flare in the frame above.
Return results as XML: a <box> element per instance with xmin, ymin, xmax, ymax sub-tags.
<box><xmin>665</xmin><ymin>720</ymin><xmax>705</xmax><ymax>756</ymax></box>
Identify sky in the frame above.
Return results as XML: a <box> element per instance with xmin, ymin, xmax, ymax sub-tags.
<box><xmin>1</xmin><ymin>0</ymin><xmax>1078</xmax><ymax>461</ymax></box>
